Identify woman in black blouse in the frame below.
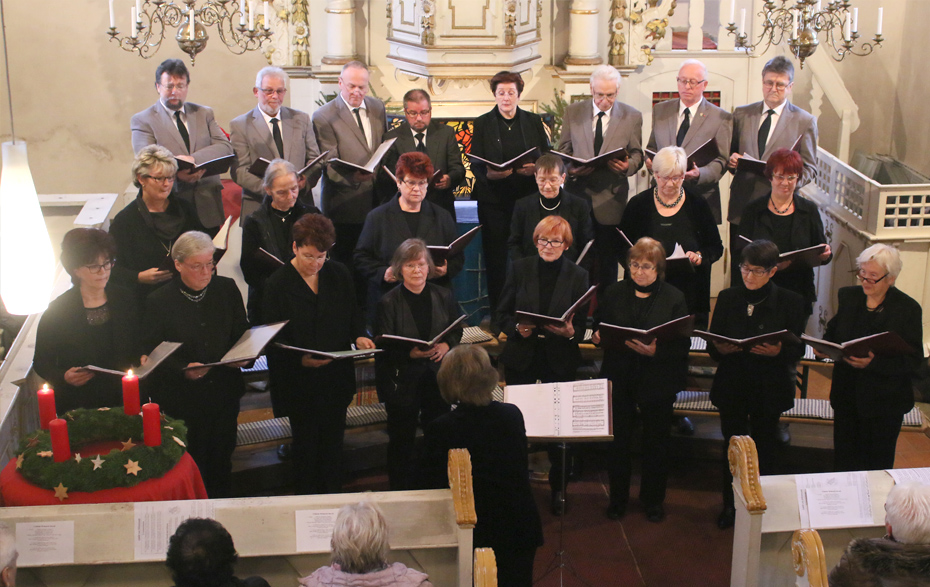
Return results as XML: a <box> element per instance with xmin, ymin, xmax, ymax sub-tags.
<box><xmin>375</xmin><ymin>239</ymin><xmax>462</xmax><ymax>490</ymax></box>
<box><xmin>240</xmin><ymin>159</ymin><xmax>321</xmax><ymax>325</ymax></box>
<box><xmin>619</xmin><ymin>146</ymin><xmax>722</xmax><ymax>329</ymax></box>
<box><xmin>708</xmin><ymin>240</ymin><xmax>806</xmax><ymax>528</ymax></box>
<box><xmin>592</xmin><ymin>237</ymin><xmax>689</xmax><ymax>523</ymax></box>
<box><xmin>34</xmin><ymin>228</ymin><xmax>144</xmax><ymax>413</ymax></box>
<box><xmin>144</xmin><ymin>231</ymin><xmax>249</xmax><ymax>498</ymax></box>
<box><xmin>471</xmin><ymin>70</ymin><xmax>550</xmax><ymax>320</ymax></box>
<box><xmin>738</xmin><ymin>148</ymin><xmax>832</xmax><ymax>317</ymax></box>
<box><xmin>263</xmin><ymin>214</ymin><xmax>375</xmax><ymax>494</ymax></box>
<box><xmin>820</xmin><ymin>244</ymin><xmax>923</xmax><ymax>473</ymax></box>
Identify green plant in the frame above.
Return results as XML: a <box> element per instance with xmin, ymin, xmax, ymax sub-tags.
<box><xmin>540</xmin><ymin>89</ymin><xmax>568</xmax><ymax>145</ymax></box>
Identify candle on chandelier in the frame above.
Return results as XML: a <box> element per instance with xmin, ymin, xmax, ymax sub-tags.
<box><xmin>37</xmin><ymin>384</ymin><xmax>56</xmax><ymax>430</ymax></box>
<box><xmin>739</xmin><ymin>9</ymin><xmax>746</xmax><ymax>36</ymax></box>
<box><xmin>844</xmin><ymin>17</ymin><xmax>850</xmax><ymax>41</ymax></box>
<box><xmin>122</xmin><ymin>370</ymin><xmax>141</xmax><ymax>416</ymax></box>
<box><xmin>876</xmin><ymin>7</ymin><xmax>883</xmax><ymax>36</ymax></box>
<box><xmin>142</xmin><ymin>401</ymin><xmax>162</xmax><ymax>447</ymax></box>
<box><xmin>130</xmin><ymin>8</ymin><xmax>137</xmax><ymax>38</ymax></box>
<box><xmin>729</xmin><ymin>0</ymin><xmax>735</xmax><ymax>24</ymax></box>
<box><xmin>264</xmin><ymin>1</ymin><xmax>270</xmax><ymax>29</ymax></box>
<box><xmin>852</xmin><ymin>8</ymin><xmax>858</xmax><ymax>33</ymax></box>
<box><xmin>136</xmin><ymin>0</ymin><xmax>142</xmax><ymax>21</ymax></box>
<box><xmin>240</xmin><ymin>1</ymin><xmax>246</xmax><ymax>26</ymax></box>
<box><xmin>248</xmin><ymin>1</ymin><xmax>255</xmax><ymax>30</ymax></box>
<box><xmin>189</xmin><ymin>12</ymin><xmax>195</xmax><ymax>40</ymax></box>
<box><xmin>49</xmin><ymin>418</ymin><xmax>71</xmax><ymax>463</ymax></box>
<box><xmin>109</xmin><ymin>0</ymin><xmax>115</xmax><ymax>28</ymax></box>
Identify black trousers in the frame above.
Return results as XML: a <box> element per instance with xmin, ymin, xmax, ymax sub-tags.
<box><xmin>608</xmin><ymin>393</ymin><xmax>675</xmax><ymax>508</ymax></box>
<box><xmin>477</xmin><ymin>199</ymin><xmax>516</xmax><ymax>320</ymax></box>
<box><xmin>718</xmin><ymin>405</ymin><xmax>782</xmax><ymax>507</ymax></box>
<box><xmin>384</xmin><ymin>371</ymin><xmax>450</xmax><ymax>490</ymax></box>
<box><xmin>592</xmin><ymin>221</ymin><xmax>621</xmax><ymax>292</ymax></box>
<box><xmin>182</xmin><ymin>396</ymin><xmax>240</xmax><ymax>499</ymax></box>
<box><xmin>492</xmin><ymin>545</ymin><xmax>538</xmax><ymax>587</ymax></box>
<box><xmin>833</xmin><ymin>408</ymin><xmax>902</xmax><ymax>472</ymax></box>
<box><xmin>289</xmin><ymin>395</ymin><xmax>351</xmax><ymax>494</ymax></box>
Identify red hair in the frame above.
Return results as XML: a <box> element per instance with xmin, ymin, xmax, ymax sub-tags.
<box><xmin>395</xmin><ymin>151</ymin><xmax>434</xmax><ymax>182</ymax></box>
<box><xmin>764</xmin><ymin>148</ymin><xmax>803</xmax><ymax>180</ymax></box>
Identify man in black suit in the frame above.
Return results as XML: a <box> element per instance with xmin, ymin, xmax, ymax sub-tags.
<box><xmin>378</xmin><ymin>90</ymin><xmax>466</xmax><ymax>220</ymax></box>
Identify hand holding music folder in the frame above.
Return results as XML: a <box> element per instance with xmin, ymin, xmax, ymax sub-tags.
<box><xmin>182</xmin><ymin>321</ymin><xmax>288</xmax><ymax>369</ymax></box>
<box><xmin>427</xmin><ymin>225</ymin><xmax>481</xmax><ymax>264</ymax></box>
<box><xmin>552</xmin><ymin>147</ymin><xmax>628</xmax><ymax>169</ymax></box>
<box><xmin>274</xmin><ymin>343</ymin><xmax>382</xmax><ymax>360</ymax></box>
<box><xmin>247</xmin><ymin>150</ymin><xmax>330</xmax><ymax>178</ymax></box>
<box><xmin>735</xmin><ymin>135</ymin><xmax>803</xmax><ymax>175</ymax></box>
<box><xmin>598</xmin><ymin>315</ymin><xmax>695</xmax><ymax>348</ymax></box>
<box><xmin>801</xmin><ymin>332</ymin><xmax>915</xmax><ymax>362</ymax></box>
<box><xmin>82</xmin><ymin>341</ymin><xmax>183</xmax><ymax>378</ymax></box>
<box><xmin>175</xmin><ymin>154</ymin><xmax>235</xmax><ymax>177</ymax></box>
<box><xmin>327</xmin><ymin>138</ymin><xmax>397</xmax><ymax>175</ymax></box>
<box><xmin>515</xmin><ymin>285</ymin><xmax>597</xmax><ymax>328</ymax></box>
<box><xmin>694</xmin><ymin>329</ymin><xmax>801</xmax><ymax>352</ymax></box>
<box><xmin>466</xmin><ymin>147</ymin><xmax>541</xmax><ymax>172</ymax></box>
<box><xmin>376</xmin><ymin>315</ymin><xmax>467</xmax><ymax>349</ymax></box>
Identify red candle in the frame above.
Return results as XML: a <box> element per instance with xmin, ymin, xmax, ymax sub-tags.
<box><xmin>122</xmin><ymin>370</ymin><xmax>141</xmax><ymax>415</ymax></box>
<box><xmin>49</xmin><ymin>418</ymin><xmax>71</xmax><ymax>463</ymax></box>
<box><xmin>37</xmin><ymin>384</ymin><xmax>56</xmax><ymax>430</ymax></box>
<box><xmin>142</xmin><ymin>401</ymin><xmax>162</xmax><ymax>447</ymax></box>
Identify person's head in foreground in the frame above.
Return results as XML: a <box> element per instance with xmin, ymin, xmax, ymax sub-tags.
<box><xmin>0</xmin><ymin>522</ymin><xmax>16</xmax><ymax>587</ymax></box>
<box><xmin>438</xmin><ymin>345</ymin><xmax>498</xmax><ymax>407</ymax></box>
<box><xmin>166</xmin><ymin>518</ymin><xmax>259</xmax><ymax>587</ymax></box>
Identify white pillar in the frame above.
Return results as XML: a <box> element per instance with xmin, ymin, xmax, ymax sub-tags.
<box><xmin>687</xmin><ymin>0</ymin><xmax>705</xmax><ymax>51</ymax></box>
<box><xmin>321</xmin><ymin>0</ymin><xmax>356</xmax><ymax>65</ymax></box>
<box><xmin>564</xmin><ymin>0</ymin><xmax>603</xmax><ymax>66</ymax></box>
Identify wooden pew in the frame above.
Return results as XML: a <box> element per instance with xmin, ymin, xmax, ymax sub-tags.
<box><xmin>792</xmin><ymin>528</ymin><xmax>829</xmax><ymax>587</ymax></box>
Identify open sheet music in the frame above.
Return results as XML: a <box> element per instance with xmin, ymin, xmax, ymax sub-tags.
<box><xmin>376</xmin><ymin>315</ymin><xmax>467</xmax><ymax>348</ymax></box>
<box><xmin>694</xmin><ymin>329</ymin><xmax>801</xmax><ymax>351</ymax></box>
<box><xmin>83</xmin><ymin>341</ymin><xmax>183</xmax><ymax>378</ymax></box>
<box><xmin>184</xmin><ymin>321</ymin><xmax>288</xmax><ymax>369</ymax></box>
<box><xmin>175</xmin><ymin>154</ymin><xmax>235</xmax><ymax>176</ymax></box>
<box><xmin>274</xmin><ymin>343</ymin><xmax>381</xmax><ymax>360</ymax></box>
<box><xmin>254</xmin><ymin>247</ymin><xmax>285</xmax><ymax>268</ymax></box>
<box><xmin>646</xmin><ymin>138</ymin><xmax>718</xmax><ymax>169</ymax></box>
<box><xmin>247</xmin><ymin>150</ymin><xmax>330</xmax><ymax>178</ymax></box>
<box><xmin>516</xmin><ymin>285</ymin><xmax>597</xmax><ymax>328</ymax></box>
<box><xmin>551</xmin><ymin>146</ymin><xmax>628</xmax><ymax>168</ymax></box>
<box><xmin>504</xmin><ymin>379</ymin><xmax>613</xmax><ymax>440</ymax></box>
<box><xmin>328</xmin><ymin>138</ymin><xmax>397</xmax><ymax>174</ymax></box>
<box><xmin>211</xmin><ymin>215</ymin><xmax>233</xmax><ymax>264</ymax></box>
<box><xmin>801</xmin><ymin>331</ymin><xmax>915</xmax><ymax>362</ymax></box>
<box><xmin>427</xmin><ymin>225</ymin><xmax>481</xmax><ymax>264</ymax></box>
<box><xmin>598</xmin><ymin>315</ymin><xmax>694</xmax><ymax>348</ymax></box>
<box><xmin>466</xmin><ymin>147</ymin><xmax>540</xmax><ymax>172</ymax></box>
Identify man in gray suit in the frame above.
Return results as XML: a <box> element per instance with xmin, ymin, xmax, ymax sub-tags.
<box><xmin>311</xmin><ymin>61</ymin><xmax>388</xmax><ymax>267</ymax></box>
<box><xmin>558</xmin><ymin>64</ymin><xmax>643</xmax><ymax>289</ymax></box>
<box><xmin>131</xmin><ymin>58</ymin><xmax>233</xmax><ymax>231</ymax></box>
<box><xmin>230</xmin><ymin>66</ymin><xmax>322</xmax><ymax>221</ymax></box>
<box><xmin>647</xmin><ymin>59</ymin><xmax>732</xmax><ymax>224</ymax></box>
<box><xmin>727</xmin><ymin>55</ymin><xmax>818</xmax><ymax>283</ymax></box>
<box><xmin>378</xmin><ymin>89</ymin><xmax>465</xmax><ymax>220</ymax></box>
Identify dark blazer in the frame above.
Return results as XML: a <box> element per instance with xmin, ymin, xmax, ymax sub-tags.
<box><xmin>262</xmin><ymin>260</ymin><xmax>367</xmax><ymax>418</ymax></box>
<box><xmin>418</xmin><ymin>402</ymin><xmax>544</xmax><ymax>550</ymax></box>
<box><xmin>507</xmin><ymin>189</ymin><xmax>594</xmax><ymax>265</ymax></box>
<box><xmin>618</xmin><ymin>187</ymin><xmax>723</xmax><ymax>314</ymax></box>
<box><xmin>239</xmin><ymin>197</ymin><xmax>321</xmax><ymax>324</ymax></box>
<box><xmin>708</xmin><ymin>283</ymin><xmax>806</xmax><ymax>414</ymax></box>
<box><xmin>826</xmin><ymin>286</ymin><xmax>923</xmax><ymax>419</ymax></box>
<box><xmin>379</xmin><ymin>120</ymin><xmax>466</xmax><ymax>218</ymax></box>
<box><xmin>375</xmin><ymin>283</ymin><xmax>462</xmax><ymax>405</ymax></box>
<box><xmin>595</xmin><ymin>280</ymin><xmax>690</xmax><ymax>403</ymax></box>
<box><xmin>495</xmin><ymin>256</ymin><xmax>589</xmax><ymax>379</ymax></box>
<box><xmin>738</xmin><ymin>192</ymin><xmax>831</xmax><ymax>306</ymax></box>
<box><xmin>110</xmin><ymin>191</ymin><xmax>206</xmax><ymax>302</ymax></box>
<box><xmin>470</xmin><ymin>107</ymin><xmax>550</xmax><ymax>206</ymax></box>
<box><xmin>33</xmin><ymin>285</ymin><xmax>143</xmax><ymax>413</ymax></box>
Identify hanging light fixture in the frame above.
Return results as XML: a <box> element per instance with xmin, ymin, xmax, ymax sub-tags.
<box><xmin>0</xmin><ymin>0</ymin><xmax>55</xmax><ymax>315</ymax></box>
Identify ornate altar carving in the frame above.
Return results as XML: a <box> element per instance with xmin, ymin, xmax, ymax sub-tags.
<box><xmin>603</xmin><ymin>0</ymin><xmax>677</xmax><ymax>67</ymax></box>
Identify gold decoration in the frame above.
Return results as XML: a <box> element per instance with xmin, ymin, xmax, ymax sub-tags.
<box><xmin>474</xmin><ymin>548</ymin><xmax>498</xmax><ymax>587</ymax></box>
<box><xmin>290</xmin><ymin>0</ymin><xmax>310</xmax><ymax>66</ymax></box>
<box><xmin>447</xmin><ymin>448</ymin><xmax>477</xmax><ymax>529</ymax></box>
<box><xmin>165</xmin><ymin>426</ymin><xmax>174</xmax><ymax>430</ymax></box>
<box><xmin>727</xmin><ymin>436</ymin><xmax>767</xmax><ymax>513</ymax></box>
<box><xmin>26</xmin><ymin>436</ymin><xmax>39</xmax><ymax>448</ymax></box>
<box><xmin>608</xmin><ymin>0</ymin><xmax>627</xmax><ymax>67</ymax></box>
<box><xmin>53</xmin><ymin>483</ymin><xmax>69</xmax><ymax>501</ymax></box>
<box><xmin>91</xmin><ymin>455</ymin><xmax>105</xmax><ymax>470</ymax></box>
<box><xmin>504</xmin><ymin>1</ymin><xmax>517</xmax><ymax>46</ymax></box>
<box><xmin>74</xmin><ymin>453</ymin><xmax>82</xmax><ymax>463</ymax></box>
<box><xmin>37</xmin><ymin>451</ymin><xmax>53</xmax><ymax>458</ymax></box>
<box><xmin>121</xmin><ymin>438</ymin><xmax>137</xmax><ymax>452</ymax></box>
<box><xmin>173</xmin><ymin>436</ymin><xmax>187</xmax><ymax>447</ymax></box>
<box><xmin>15</xmin><ymin>454</ymin><xmax>23</xmax><ymax>469</ymax></box>
<box><xmin>124</xmin><ymin>459</ymin><xmax>142</xmax><ymax>476</ymax></box>
<box><xmin>97</xmin><ymin>407</ymin><xmax>111</xmax><ymax>411</ymax></box>
<box><xmin>792</xmin><ymin>528</ymin><xmax>829</xmax><ymax>587</ymax></box>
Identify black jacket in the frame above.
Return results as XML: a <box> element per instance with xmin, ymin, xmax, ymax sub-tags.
<box><xmin>507</xmin><ymin>188</ymin><xmax>595</xmax><ymax>265</ymax></box>
<box><xmin>826</xmin><ymin>286</ymin><xmax>923</xmax><ymax>418</ymax></box>
<box><xmin>470</xmin><ymin>107</ymin><xmax>550</xmax><ymax>205</ymax></box>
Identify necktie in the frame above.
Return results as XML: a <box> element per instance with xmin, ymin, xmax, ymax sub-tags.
<box><xmin>594</xmin><ymin>111</ymin><xmax>605</xmax><ymax>156</ymax></box>
<box><xmin>271</xmin><ymin>117</ymin><xmax>285</xmax><ymax>158</ymax></box>
<box><xmin>175</xmin><ymin>111</ymin><xmax>191</xmax><ymax>153</ymax></box>
<box><xmin>352</xmin><ymin>107</ymin><xmax>367</xmax><ymax>145</ymax></box>
<box><xmin>757</xmin><ymin>109</ymin><xmax>775</xmax><ymax>157</ymax></box>
<box><xmin>676</xmin><ymin>108</ymin><xmax>691</xmax><ymax>147</ymax></box>
<box><xmin>415</xmin><ymin>133</ymin><xmax>427</xmax><ymax>153</ymax></box>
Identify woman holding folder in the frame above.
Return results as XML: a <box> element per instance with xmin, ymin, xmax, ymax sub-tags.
<box><xmin>263</xmin><ymin>214</ymin><xmax>375</xmax><ymax>494</ymax></box>
<box><xmin>375</xmin><ymin>238</ymin><xmax>462</xmax><ymax>490</ymax></box>
<box><xmin>143</xmin><ymin>231</ymin><xmax>249</xmax><ymax>498</ymax></box>
<box><xmin>592</xmin><ymin>237</ymin><xmax>690</xmax><ymax>523</ymax></box>
<box><xmin>707</xmin><ymin>240</ymin><xmax>806</xmax><ymax>528</ymax></box>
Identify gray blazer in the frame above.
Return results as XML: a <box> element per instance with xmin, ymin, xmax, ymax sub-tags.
<box><xmin>558</xmin><ymin>99</ymin><xmax>643</xmax><ymax>226</ymax></box>
<box><xmin>230</xmin><ymin>105</ymin><xmax>322</xmax><ymax>219</ymax></box>
<box><xmin>130</xmin><ymin>101</ymin><xmax>233</xmax><ymax>228</ymax></box>
<box><xmin>311</xmin><ymin>95</ymin><xmax>388</xmax><ymax>224</ymax></box>
<box><xmin>728</xmin><ymin>100</ymin><xmax>818</xmax><ymax>224</ymax></box>
<box><xmin>648</xmin><ymin>97</ymin><xmax>732</xmax><ymax>223</ymax></box>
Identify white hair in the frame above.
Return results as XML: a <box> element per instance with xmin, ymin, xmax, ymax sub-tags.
<box><xmin>255</xmin><ymin>66</ymin><xmax>288</xmax><ymax>89</ymax></box>
<box><xmin>171</xmin><ymin>231</ymin><xmax>215</xmax><ymax>262</ymax></box>
<box><xmin>0</xmin><ymin>522</ymin><xmax>15</xmax><ymax>572</ymax></box>
<box><xmin>885</xmin><ymin>483</ymin><xmax>930</xmax><ymax>544</ymax></box>
<box><xmin>652</xmin><ymin>146</ymin><xmax>687</xmax><ymax>177</ymax></box>
<box><xmin>857</xmin><ymin>243</ymin><xmax>903</xmax><ymax>279</ymax></box>
<box><xmin>589</xmin><ymin>65</ymin><xmax>621</xmax><ymax>90</ymax></box>
<box><xmin>679</xmin><ymin>59</ymin><xmax>708</xmax><ymax>81</ymax></box>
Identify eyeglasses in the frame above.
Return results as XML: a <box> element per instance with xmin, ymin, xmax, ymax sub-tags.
<box><xmin>144</xmin><ymin>175</ymin><xmax>175</xmax><ymax>183</ymax></box>
<box><xmin>403</xmin><ymin>261</ymin><xmax>429</xmax><ymax>272</ymax></box>
<box><xmin>536</xmin><ymin>238</ymin><xmax>564</xmax><ymax>248</ymax></box>
<box><xmin>629</xmin><ymin>261</ymin><xmax>656</xmax><ymax>272</ymax></box>
<box><xmin>657</xmin><ymin>175</ymin><xmax>685</xmax><ymax>183</ymax></box>
<box><xmin>402</xmin><ymin>179</ymin><xmax>429</xmax><ymax>189</ymax></box>
<box><xmin>404</xmin><ymin>109</ymin><xmax>431</xmax><ymax>118</ymax></box>
<box><xmin>763</xmin><ymin>80</ymin><xmax>791</xmax><ymax>90</ymax></box>
<box><xmin>158</xmin><ymin>83</ymin><xmax>187</xmax><ymax>92</ymax></box>
<box><xmin>772</xmin><ymin>174</ymin><xmax>799</xmax><ymax>183</ymax></box>
<box><xmin>676</xmin><ymin>78</ymin><xmax>706</xmax><ymax>88</ymax></box>
<box><xmin>536</xmin><ymin>177</ymin><xmax>562</xmax><ymax>186</ymax></box>
<box><xmin>83</xmin><ymin>260</ymin><xmax>114</xmax><ymax>274</ymax></box>
<box><xmin>593</xmin><ymin>92</ymin><xmax>617</xmax><ymax>100</ymax></box>
<box><xmin>856</xmin><ymin>270</ymin><xmax>889</xmax><ymax>285</ymax></box>
<box><xmin>740</xmin><ymin>264</ymin><xmax>771</xmax><ymax>277</ymax></box>
<box><xmin>260</xmin><ymin>88</ymin><xmax>287</xmax><ymax>96</ymax></box>
<box><xmin>184</xmin><ymin>261</ymin><xmax>216</xmax><ymax>272</ymax></box>
<box><xmin>300</xmin><ymin>252</ymin><xmax>328</xmax><ymax>264</ymax></box>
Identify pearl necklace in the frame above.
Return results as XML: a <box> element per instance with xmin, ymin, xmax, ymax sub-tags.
<box><xmin>654</xmin><ymin>186</ymin><xmax>683</xmax><ymax>209</ymax></box>
<box><xmin>769</xmin><ymin>196</ymin><xmax>793</xmax><ymax>215</ymax></box>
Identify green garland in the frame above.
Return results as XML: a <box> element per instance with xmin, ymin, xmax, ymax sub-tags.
<box><xmin>16</xmin><ymin>408</ymin><xmax>188</xmax><ymax>493</ymax></box>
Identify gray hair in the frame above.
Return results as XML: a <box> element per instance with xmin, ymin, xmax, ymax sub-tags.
<box><xmin>679</xmin><ymin>59</ymin><xmax>708</xmax><ymax>81</ymax></box>
<box><xmin>857</xmin><ymin>243</ymin><xmax>902</xmax><ymax>279</ymax></box>
<box><xmin>390</xmin><ymin>238</ymin><xmax>436</xmax><ymax>282</ymax></box>
<box><xmin>341</xmin><ymin>60</ymin><xmax>369</xmax><ymax>75</ymax></box>
<box><xmin>762</xmin><ymin>55</ymin><xmax>795</xmax><ymax>83</ymax></box>
<box><xmin>652</xmin><ymin>146</ymin><xmax>687</xmax><ymax>177</ymax></box>
<box><xmin>132</xmin><ymin>144</ymin><xmax>178</xmax><ymax>188</ymax></box>
<box><xmin>885</xmin><ymin>482</ymin><xmax>930</xmax><ymax>544</ymax></box>
<box><xmin>0</xmin><ymin>522</ymin><xmax>15</xmax><ymax>573</ymax></box>
<box><xmin>589</xmin><ymin>65</ymin><xmax>621</xmax><ymax>90</ymax></box>
<box><xmin>438</xmin><ymin>345</ymin><xmax>498</xmax><ymax>406</ymax></box>
<box><xmin>255</xmin><ymin>66</ymin><xmax>288</xmax><ymax>89</ymax></box>
<box><xmin>330</xmin><ymin>502</ymin><xmax>390</xmax><ymax>574</ymax></box>
<box><xmin>171</xmin><ymin>231</ymin><xmax>215</xmax><ymax>262</ymax></box>
<box><xmin>262</xmin><ymin>159</ymin><xmax>298</xmax><ymax>192</ymax></box>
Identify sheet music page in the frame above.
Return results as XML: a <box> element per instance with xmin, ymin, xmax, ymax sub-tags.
<box><xmin>504</xmin><ymin>383</ymin><xmax>557</xmax><ymax>437</ymax></box>
<box><xmin>222</xmin><ymin>321</ymin><xmax>287</xmax><ymax>362</ymax></box>
<box><xmin>558</xmin><ymin>379</ymin><xmax>610</xmax><ymax>437</ymax></box>
<box><xmin>795</xmin><ymin>471</ymin><xmax>872</xmax><ymax>528</ymax></box>
<box><xmin>885</xmin><ymin>467</ymin><xmax>930</xmax><ymax>485</ymax></box>
<box><xmin>134</xmin><ymin>501</ymin><xmax>216</xmax><ymax>560</ymax></box>
<box><xmin>295</xmin><ymin>509</ymin><xmax>341</xmax><ymax>552</ymax></box>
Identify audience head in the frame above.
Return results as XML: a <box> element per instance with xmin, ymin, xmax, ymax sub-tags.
<box><xmin>330</xmin><ymin>502</ymin><xmax>391</xmax><ymax>574</ymax></box>
<box><xmin>254</xmin><ymin>66</ymin><xmax>289</xmax><ymax>116</ymax></box>
<box><xmin>395</xmin><ymin>151</ymin><xmax>434</xmax><ymax>182</ymax></box>
<box><xmin>292</xmin><ymin>213</ymin><xmax>336</xmax><ymax>252</ymax></box>
<box><xmin>165</xmin><ymin>518</ymin><xmax>238</xmax><ymax>587</ymax></box>
<box><xmin>155</xmin><ymin>58</ymin><xmax>190</xmax><ymax>111</ymax></box>
<box><xmin>533</xmin><ymin>215</ymin><xmax>573</xmax><ymax>263</ymax></box>
<box><xmin>677</xmin><ymin>59</ymin><xmax>708</xmax><ymax>107</ymax></box>
<box><xmin>403</xmin><ymin>89</ymin><xmax>432</xmax><ymax>133</ymax></box>
<box><xmin>338</xmin><ymin>61</ymin><xmax>370</xmax><ymax>108</ymax></box>
<box><xmin>0</xmin><ymin>522</ymin><xmax>16</xmax><ymax>587</ymax></box>
<box><xmin>132</xmin><ymin>144</ymin><xmax>178</xmax><ymax>190</ymax></box>
<box><xmin>761</xmin><ymin>56</ymin><xmax>795</xmax><ymax>108</ymax></box>
<box><xmin>884</xmin><ymin>482</ymin><xmax>930</xmax><ymax>544</ymax></box>
<box><xmin>590</xmin><ymin>65</ymin><xmax>621</xmax><ymax>112</ymax></box>
<box><xmin>535</xmin><ymin>154</ymin><xmax>566</xmax><ymax>199</ymax></box>
<box><xmin>628</xmin><ymin>236</ymin><xmax>667</xmax><ymax>282</ymax></box>
<box><xmin>262</xmin><ymin>159</ymin><xmax>300</xmax><ymax>212</ymax></box>
<box><xmin>490</xmin><ymin>71</ymin><xmax>523</xmax><ymax>117</ymax></box>
<box><xmin>391</xmin><ymin>238</ymin><xmax>435</xmax><ymax>289</ymax></box>
<box><xmin>739</xmin><ymin>239</ymin><xmax>779</xmax><ymax>290</ymax></box>
<box><xmin>438</xmin><ymin>345</ymin><xmax>498</xmax><ymax>406</ymax></box>
<box><xmin>60</xmin><ymin>228</ymin><xmax>117</xmax><ymax>286</ymax></box>
<box><xmin>172</xmin><ymin>231</ymin><xmax>215</xmax><ymax>291</ymax></box>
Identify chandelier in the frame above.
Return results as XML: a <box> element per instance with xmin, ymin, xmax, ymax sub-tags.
<box><xmin>106</xmin><ymin>0</ymin><xmax>274</xmax><ymax>64</ymax></box>
<box><xmin>726</xmin><ymin>0</ymin><xmax>884</xmax><ymax>68</ymax></box>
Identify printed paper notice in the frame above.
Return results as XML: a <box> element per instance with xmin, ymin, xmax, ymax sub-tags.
<box><xmin>795</xmin><ymin>472</ymin><xmax>872</xmax><ymax>529</ymax></box>
<box><xmin>16</xmin><ymin>521</ymin><xmax>74</xmax><ymax>566</ymax></box>
<box><xmin>134</xmin><ymin>501</ymin><xmax>216</xmax><ymax>561</ymax></box>
<box><xmin>885</xmin><ymin>467</ymin><xmax>930</xmax><ymax>486</ymax></box>
<box><xmin>296</xmin><ymin>509</ymin><xmax>340</xmax><ymax>552</ymax></box>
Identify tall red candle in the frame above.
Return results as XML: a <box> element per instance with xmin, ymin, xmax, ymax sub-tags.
<box><xmin>142</xmin><ymin>401</ymin><xmax>162</xmax><ymax>447</ymax></box>
<box><xmin>37</xmin><ymin>384</ymin><xmax>56</xmax><ymax>430</ymax></box>
<box><xmin>122</xmin><ymin>370</ymin><xmax>141</xmax><ymax>415</ymax></box>
<box><xmin>49</xmin><ymin>418</ymin><xmax>71</xmax><ymax>463</ymax></box>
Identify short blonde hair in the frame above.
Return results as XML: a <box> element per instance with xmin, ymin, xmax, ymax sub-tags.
<box><xmin>857</xmin><ymin>243</ymin><xmax>902</xmax><ymax>279</ymax></box>
<box><xmin>652</xmin><ymin>146</ymin><xmax>687</xmax><ymax>178</ymax></box>
<box><xmin>132</xmin><ymin>144</ymin><xmax>178</xmax><ymax>188</ymax></box>
<box><xmin>171</xmin><ymin>231</ymin><xmax>214</xmax><ymax>262</ymax></box>
<box><xmin>330</xmin><ymin>502</ymin><xmax>390</xmax><ymax>574</ymax></box>
<box><xmin>533</xmin><ymin>215</ymin><xmax>573</xmax><ymax>250</ymax></box>
<box><xmin>438</xmin><ymin>345</ymin><xmax>498</xmax><ymax>406</ymax></box>
<box><xmin>390</xmin><ymin>238</ymin><xmax>436</xmax><ymax>282</ymax></box>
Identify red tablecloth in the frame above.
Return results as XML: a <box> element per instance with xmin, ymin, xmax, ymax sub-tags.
<box><xmin>0</xmin><ymin>452</ymin><xmax>207</xmax><ymax>506</ymax></box>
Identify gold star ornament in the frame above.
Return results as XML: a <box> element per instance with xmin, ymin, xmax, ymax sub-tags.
<box><xmin>53</xmin><ymin>483</ymin><xmax>69</xmax><ymax>501</ymax></box>
<box><xmin>37</xmin><ymin>451</ymin><xmax>53</xmax><ymax>458</ymax></box>
<box><xmin>91</xmin><ymin>455</ymin><xmax>105</xmax><ymax>470</ymax></box>
<box><xmin>172</xmin><ymin>436</ymin><xmax>186</xmax><ymax>447</ymax></box>
<box><xmin>15</xmin><ymin>454</ymin><xmax>23</xmax><ymax>469</ymax></box>
<box><xmin>124</xmin><ymin>459</ymin><xmax>142</xmax><ymax>476</ymax></box>
<box><xmin>121</xmin><ymin>438</ymin><xmax>137</xmax><ymax>451</ymax></box>
<box><xmin>74</xmin><ymin>453</ymin><xmax>83</xmax><ymax>463</ymax></box>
